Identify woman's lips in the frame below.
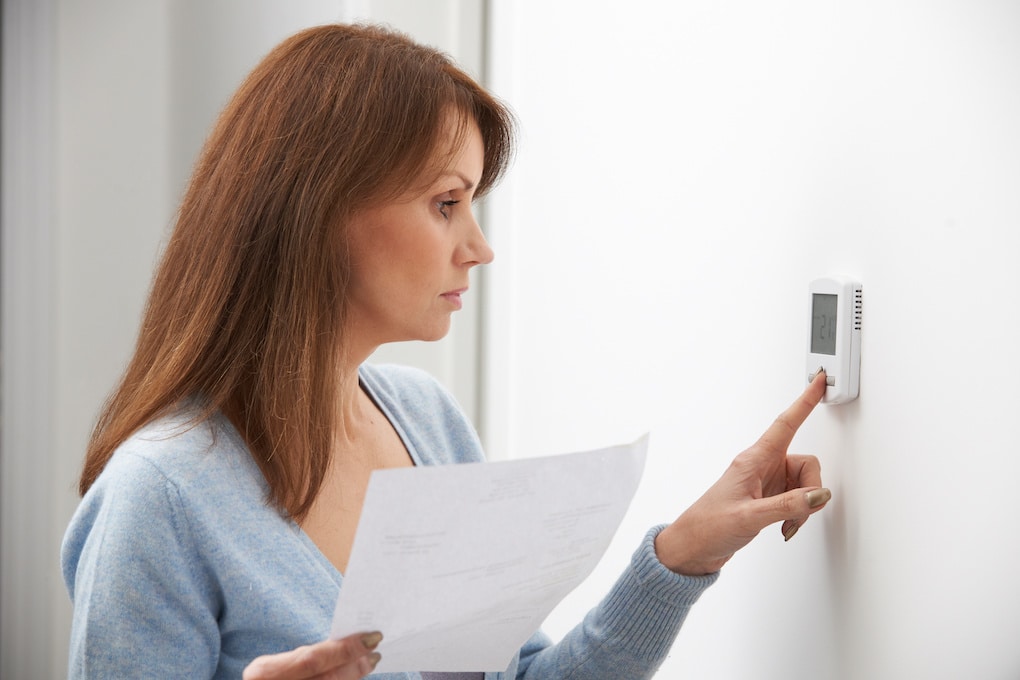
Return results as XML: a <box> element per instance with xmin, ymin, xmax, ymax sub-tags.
<box><xmin>441</xmin><ymin>288</ymin><xmax>467</xmax><ymax>309</ymax></box>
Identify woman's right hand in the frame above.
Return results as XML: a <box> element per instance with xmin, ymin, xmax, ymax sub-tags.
<box><xmin>242</xmin><ymin>632</ymin><xmax>383</xmax><ymax>680</ymax></box>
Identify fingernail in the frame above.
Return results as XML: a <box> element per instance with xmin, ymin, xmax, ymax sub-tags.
<box><xmin>366</xmin><ymin>652</ymin><xmax>382</xmax><ymax>671</ymax></box>
<box><xmin>783</xmin><ymin>522</ymin><xmax>800</xmax><ymax>542</ymax></box>
<box><xmin>361</xmin><ymin>632</ymin><xmax>383</xmax><ymax>651</ymax></box>
<box><xmin>806</xmin><ymin>488</ymin><xmax>831</xmax><ymax>509</ymax></box>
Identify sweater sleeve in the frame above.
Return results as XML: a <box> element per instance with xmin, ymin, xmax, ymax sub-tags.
<box><xmin>514</xmin><ymin>525</ymin><xmax>718</xmax><ymax>679</ymax></box>
<box><xmin>61</xmin><ymin>452</ymin><xmax>222</xmax><ymax>678</ymax></box>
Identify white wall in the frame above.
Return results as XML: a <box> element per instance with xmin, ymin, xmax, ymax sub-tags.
<box><xmin>484</xmin><ymin>2</ymin><xmax>1020</xmax><ymax>678</ymax></box>
<box><xmin>0</xmin><ymin>1</ymin><xmax>487</xmax><ymax>676</ymax></box>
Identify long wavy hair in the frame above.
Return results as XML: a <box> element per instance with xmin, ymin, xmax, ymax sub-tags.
<box><xmin>78</xmin><ymin>23</ymin><xmax>515</xmax><ymax>520</ymax></box>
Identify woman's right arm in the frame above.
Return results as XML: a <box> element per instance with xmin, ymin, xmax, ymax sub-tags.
<box><xmin>61</xmin><ymin>452</ymin><xmax>223</xmax><ymax>677</ymax></box>
<box><xmin>63</xmin><ymin>451</ymin><xmax>383</xmax><ymax>679</ymax></box>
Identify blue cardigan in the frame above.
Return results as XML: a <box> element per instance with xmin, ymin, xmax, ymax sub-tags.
<box><xmin>62</xmin><ymin>363</ymin><xmax>717</xmax><ymax>678</ymax></box>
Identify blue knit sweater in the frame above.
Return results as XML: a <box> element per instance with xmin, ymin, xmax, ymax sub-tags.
<box><xmin>62</xmin><ymin>363</ymin><xmax>717</xmax><ymax>678</ymax></box>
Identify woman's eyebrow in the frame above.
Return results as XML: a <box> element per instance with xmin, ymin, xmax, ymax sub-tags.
<box><xmin>437</xmin><ymin>172</ymin><xmax>476</xmax><ymax>191</ymax></box>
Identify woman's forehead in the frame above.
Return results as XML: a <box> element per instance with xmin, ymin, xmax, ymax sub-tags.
<box><xmin>407</xmin><ymin>114</ymin><xmax>483</xmax><ymax>194</ymax></box>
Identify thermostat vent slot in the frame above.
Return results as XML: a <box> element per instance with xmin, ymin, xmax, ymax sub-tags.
<box><xmin>853</xmin><ymin>288</ymin><xmax>863</xmax><ymax>330</ymax></box>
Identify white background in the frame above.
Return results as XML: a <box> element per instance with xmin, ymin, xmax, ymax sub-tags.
<box><xmin>484</xmin><ymin>2</ymin><xmax>1020</xmax><ymax>679</ymax></box>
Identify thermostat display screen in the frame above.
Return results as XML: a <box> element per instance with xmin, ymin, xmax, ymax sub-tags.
<box><xmin>811</xmin><ymin>293</ymin><xmax>837</xmax><ymax>356</ymax></box>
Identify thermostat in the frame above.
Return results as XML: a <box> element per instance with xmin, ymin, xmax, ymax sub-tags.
<box><xmin>806</xmin><ymin>276</ymin><xmax>862</xmax><ymax>404</ymax></box>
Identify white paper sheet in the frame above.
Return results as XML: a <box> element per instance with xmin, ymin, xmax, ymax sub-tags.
<box><xmin>329</xmin><ymin>435</ymin><xmax>648</xmax><ymax>673</ymax></box>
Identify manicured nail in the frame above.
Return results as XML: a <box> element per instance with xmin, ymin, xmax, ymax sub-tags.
<box><xmin>783</xmin><ymin>522</ymin><xmax>800</xmax><ymax>542</ymax></box>
<box><xmin>806</xmin><ymin>488</ymin><xmax>831</xmax><ymax>509</ymax></box>
<box><xmin>366</xmin><ymin>652</ymin><xmax>382</xmax><ymax>671</ymax></box>
<box><xmin>361</xmin><ymin>632</ymin><xmax>383</xmax><ymax>651</ymax></box>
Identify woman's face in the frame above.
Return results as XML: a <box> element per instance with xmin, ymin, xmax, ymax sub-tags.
<box><xmin>346</xmin><ymin>117</ymin><xmax>493</xmax><ymax>352</ymax></box>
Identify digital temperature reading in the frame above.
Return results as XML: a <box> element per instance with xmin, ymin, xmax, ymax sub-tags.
<box><xmin>806</xmin><ymin>276</ymin><xmax>862</xmax><ymax>404</ymax></box>
<box><xmin>810</xmin><ymin>293</ymin><xmax>838</xmax><ymax>356</ymax></box>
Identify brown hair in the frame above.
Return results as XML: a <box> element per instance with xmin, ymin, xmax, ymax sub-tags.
<box><xmin>78</xmin><ymin>23</ymin><xmax>515</xmax><ymax>520</ymax></box>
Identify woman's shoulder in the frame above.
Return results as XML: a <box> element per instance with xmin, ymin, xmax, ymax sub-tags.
<box><xmin>359</xmin><ymin>362</ymin><xmax>448</xmax><ymax>398</ymax></box>
<box><xmin>62</xmin><ymin>409</ymin><xmax>274</xmax><ymax>591</ymax></box>
<box><xmin>106</xmin><ymin>410</ymin><xmax>253</xmax><ymax>487</ymax></box>
<box><xmin>359</xmin><ymin>363</ymin><xmax>484</xmax><ymax>465</ymax></box>
<box><xmin>358</xmin><ymin>362</ymin><xmax>468</xmax><ymax>420</ymax></box>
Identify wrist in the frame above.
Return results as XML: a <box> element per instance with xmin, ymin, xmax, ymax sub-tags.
<box><xmin>654</xmin><ymin>521</ymin><xmax>728</xmax><ymax>576</ymax></box>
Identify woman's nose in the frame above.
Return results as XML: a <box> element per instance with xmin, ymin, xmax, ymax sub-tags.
<box><xmin>461</xmin><ymin>214</ymin><xmax>494</xmax><ymax>266</ymax></box>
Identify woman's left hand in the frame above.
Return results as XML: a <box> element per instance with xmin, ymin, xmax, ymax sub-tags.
<box><xmin>654</xmin><ymin>371</ymin><xmax>832</xmax><ymax>576</ymax></box>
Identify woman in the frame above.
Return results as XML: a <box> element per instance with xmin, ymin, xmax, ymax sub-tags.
<box><xmin>61</xmin><ymin>23</ymin><xmax>830</xmax><ymax>679</ymax></box>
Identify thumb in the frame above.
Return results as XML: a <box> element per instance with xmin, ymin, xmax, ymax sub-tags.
<box><xmin>755</xmin><ymin>487</ymin><xmax>832</xmax><ymax>528</ymax></box>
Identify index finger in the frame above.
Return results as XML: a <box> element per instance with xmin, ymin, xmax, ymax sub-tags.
<box><xmin>758</xmin><ymin>370</ymin><xmax>827</xmax><ymax>451</ymax></box>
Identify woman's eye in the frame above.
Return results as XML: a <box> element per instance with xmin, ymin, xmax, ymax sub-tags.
<box><xmin>437</xmin><ymin>199</ymin><xmax>460</xmax><ymax>218</ymax></box>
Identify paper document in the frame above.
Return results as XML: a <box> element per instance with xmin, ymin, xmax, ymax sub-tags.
<box><xmin>330</xmin><ymin>435</ymin><xmax>648</xmax><ymax>673</ymax></box>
